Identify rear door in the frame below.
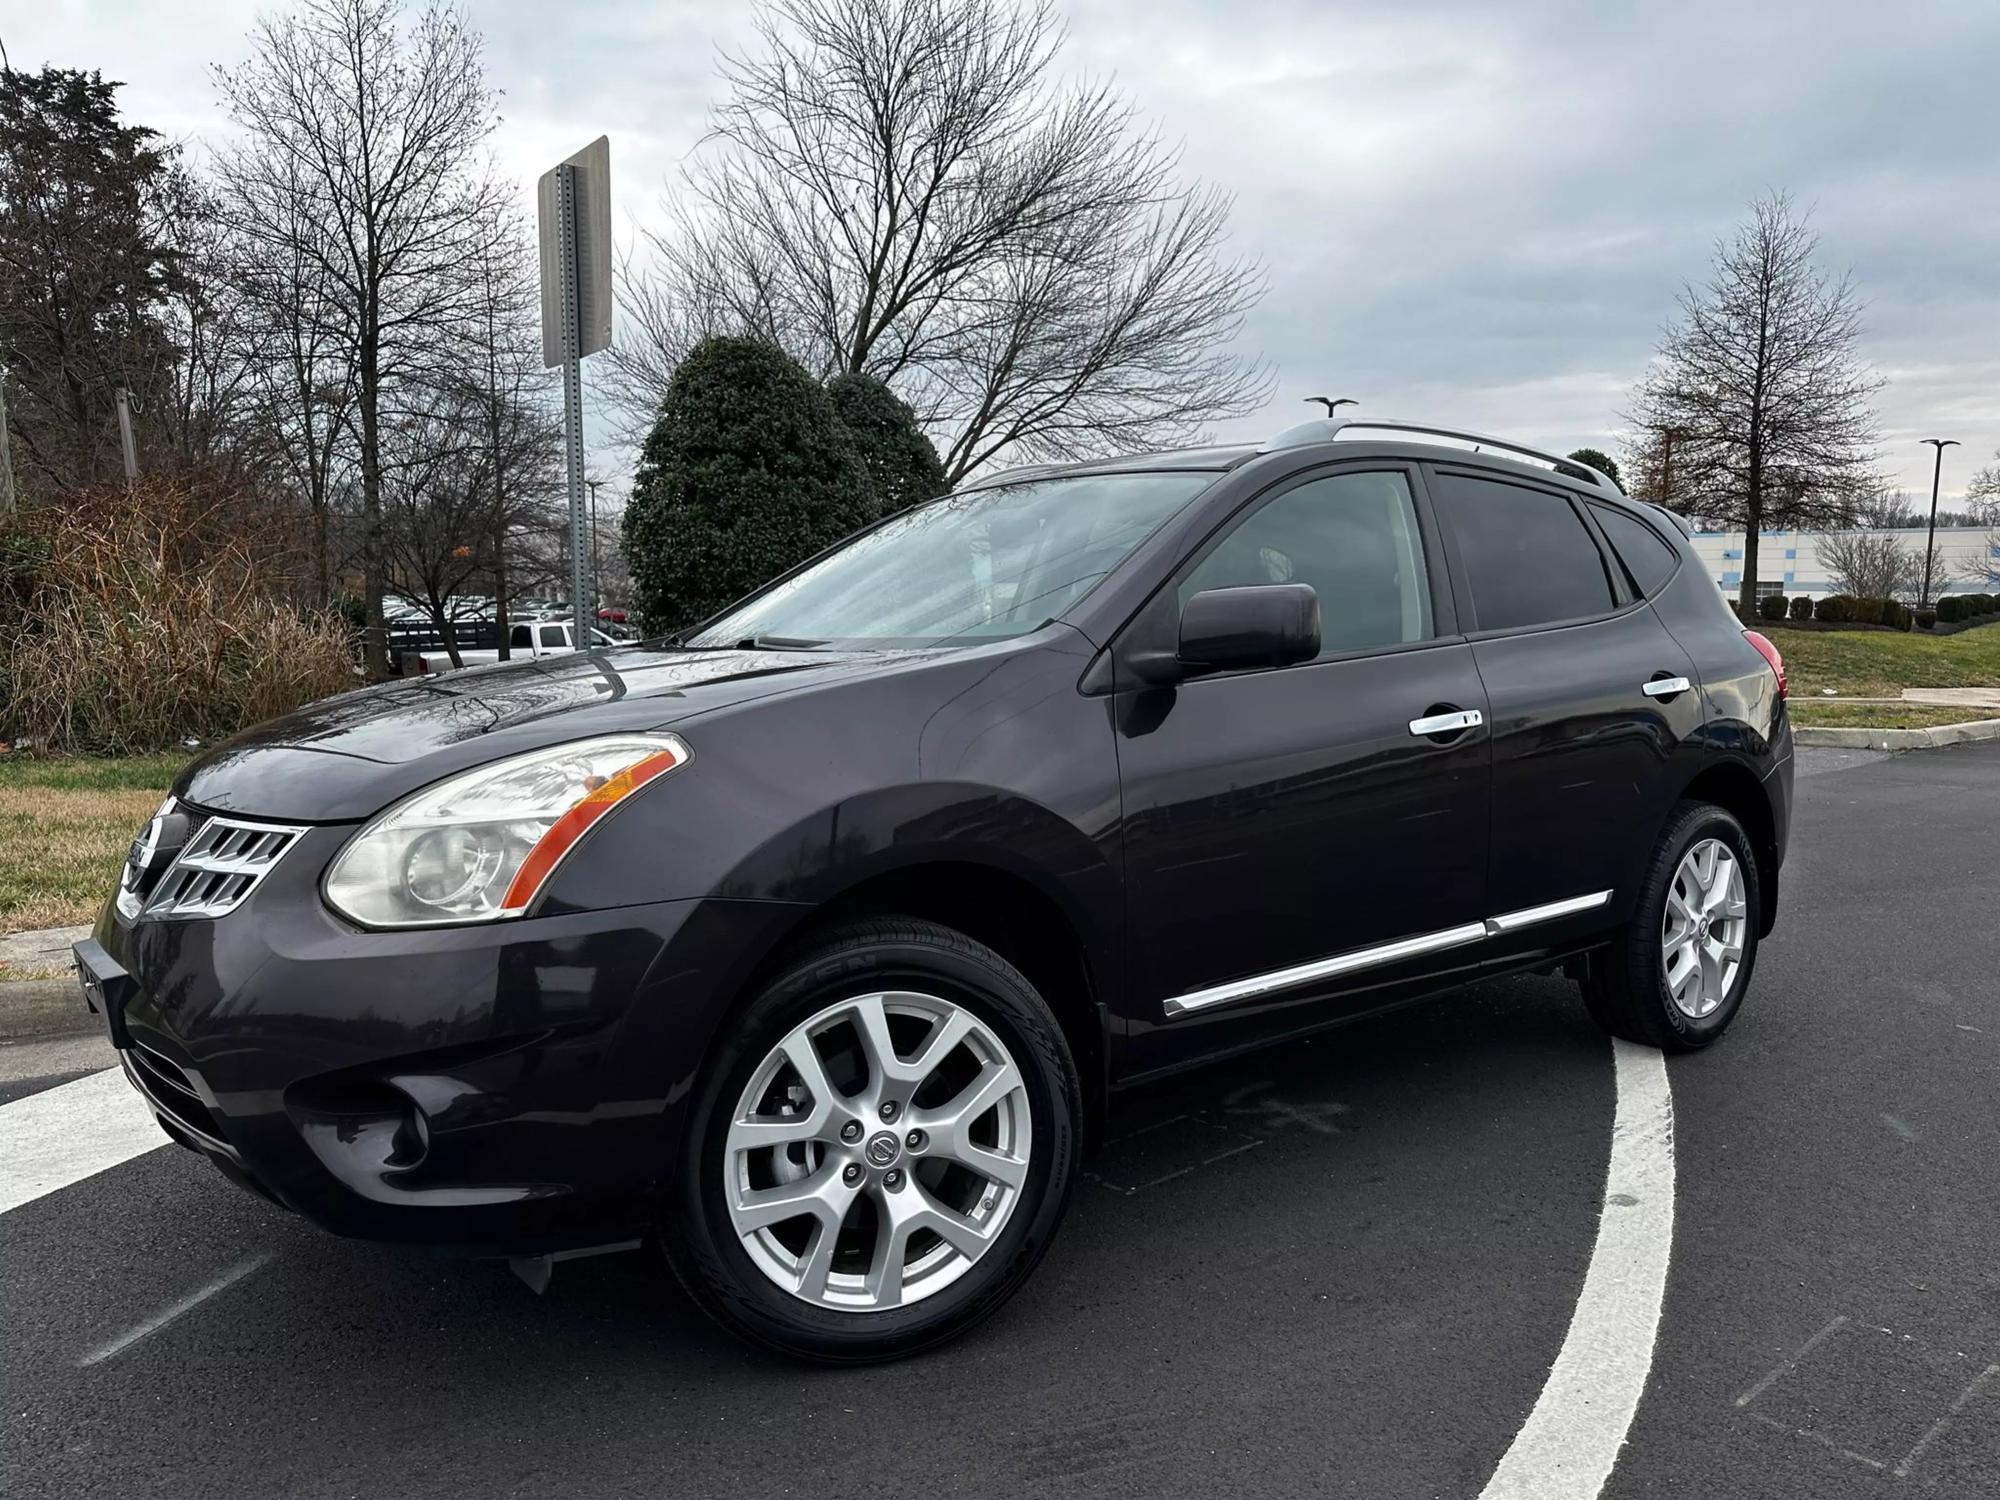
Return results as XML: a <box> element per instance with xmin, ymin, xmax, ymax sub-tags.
<box><xmin>1427</xmin><ymin>467</ymin><xmax>1705</xmax><ymax>961</ymax></box>
<box><xmin>1114</xmin><ymin>463</ymin><xmax>1493</xmax><ymax>1073</ymax></box>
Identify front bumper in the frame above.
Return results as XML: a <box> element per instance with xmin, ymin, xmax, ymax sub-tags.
<box><xmin>83</xmin><ymin>824</ymin><xmax>807</xmax><ymax>1253</ymax></box>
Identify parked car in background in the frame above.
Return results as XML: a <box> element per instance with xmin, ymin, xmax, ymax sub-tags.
<box><xmin>397</xmin><ymin>618</ymin><xmax>622</xmax><ymax>675</ymax></box>
<box><xmin>80</xmin><ymin>416</ymin><xmax>1791</xmax><ymax>1364</ymax></box>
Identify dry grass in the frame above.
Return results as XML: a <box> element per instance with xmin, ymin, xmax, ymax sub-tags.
<box><xmin>1</xmin><ymin>480</ymin><xmax>356</xmax><ymax>755</ymax></box>
<box><xmin>0</xmin><ymin>755</ymin><xmax>184</xmax><ymax>937</ymax></box>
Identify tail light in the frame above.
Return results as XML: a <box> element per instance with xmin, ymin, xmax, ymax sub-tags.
<box><xmin>1743</xmin><ymin>630</ymin><xmax>1786</xmax><ymax>700</ymax></box>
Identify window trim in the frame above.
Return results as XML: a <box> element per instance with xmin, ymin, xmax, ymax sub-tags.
<box><xmin>1426</xmin><ymin>464</ymin><xmax>1637</xmax><ymax>641</ymax></box>
<box><xmin>1164</xmin><ymin>461</ymin><xmax>1454</xmax><ymax>672</ymax></box>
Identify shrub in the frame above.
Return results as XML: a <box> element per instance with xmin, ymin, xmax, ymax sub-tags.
<box><xmin>1879</xmin><ymin>599</ymin><xmax>1907</xmax><ymax>630</ymax></box>
<box><xmin>623</xmin><ymin>336</ymin><xmax>876</xmax><ymax>633</ymax></box>
<box><xmin>1939</xmin><ymin>596</ymin><xmax>1966</xmax><ymax>623</ymax></box>
<box><xmin>1788</xmin><ymin>594</ymin><xmax>1814</xmax><ymax>621</ymax></box>
<box><xmin>1757</xmin><ymin>593</ymin><xmax>1788</xmax><ymax>621</ymax></box>
<box><xmin>1851</xmin><ymin>596</ymin><xmax>1885</xmax><ymax>625</ymax></box>
<box><xmin>1814</xmin><ymin>594</ymin><xmax>1853</xmax><ymax>623</ymax></box>
<box><xmin>1977</xmin><ymin>593</ymin><xmax>1998</xmax><ymax>615</ymax></box>
<box><xmin>0</xmin><ymin>481</ymin><xmax>356</xmax><ymax>755</ymax></box>
<box><xmin>825</xmin><ymin>373</ymin><xmax>947</xmax><ymax>516</ymax></box>
<box><xmin>1917</xmin><ymin>609</ymin><xmax>1937</xmax><ymax>630</ymax></box>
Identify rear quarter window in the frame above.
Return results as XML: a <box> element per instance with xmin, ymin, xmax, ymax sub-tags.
<box><xmin>1588</xmin><ymin>502</ymin><xmax>1681</xmax><ymax>597</ymax></box>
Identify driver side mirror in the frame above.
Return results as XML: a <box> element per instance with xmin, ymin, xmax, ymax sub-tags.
<box><xmin>1177</xmin><ymin>585</ymin><xmax>1320</xmax><ymax>673</ymax></box>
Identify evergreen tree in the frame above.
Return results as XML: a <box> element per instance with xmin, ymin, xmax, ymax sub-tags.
<box><xmin>1566</xmin><ymin>447</ymin><xmax>1622</xmax><ymax>488</ymax></box>
<box><xmin>623</xmin><ymin>336</ymin><xmax>873</xmax><ymax>632</ymax></box>
<box><xmin>826</xmin><ymin>372</ymin><xmax>946</xmax><ymax>516</ymax></box>
<box><xmin>0</xmin><ymin>67</ymin><xmax>185</xmax><ymax>493</ymax></box>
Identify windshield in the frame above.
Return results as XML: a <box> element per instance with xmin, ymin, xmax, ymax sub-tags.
<box><xmin>685</xmin><ymin>471</ymin><xmax>1216</xmax><ymax>649</ymax></box>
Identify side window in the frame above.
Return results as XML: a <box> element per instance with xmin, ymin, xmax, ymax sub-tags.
<box><xmin>538</xmin><ymin>624</ymin><xmax>568</xmax><ymax>649</ymax></box>
<box><xmin>509</xmin><ymin>624</ymin><xmax>532</xmax><ymax>649</ymax></box>
<box><xmin>1588</xmin><ymin>502</ymin><xmax>1680</xmax><ymax>597</ymax></box>
<box><xmin>1181</xmin><ymin>470</ymin><xmax>1434</xmax><ymax>656</ymax></box>
<box><xmin>1434</xmin><ymin>475</ymin><xmax>1616</xmax><ymax>632</ymax></box>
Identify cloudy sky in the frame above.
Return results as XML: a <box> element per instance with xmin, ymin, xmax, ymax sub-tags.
<box><xmin>15</xmin><ymin>0</ymin><xmax>2000</xmax><ymax>500</ymax></box>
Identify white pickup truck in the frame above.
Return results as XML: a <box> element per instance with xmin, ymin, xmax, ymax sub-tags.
<box><xmin>402</xmin><ymin>619</ymin><xmax>622</xmax><ymax>675</ymax></box>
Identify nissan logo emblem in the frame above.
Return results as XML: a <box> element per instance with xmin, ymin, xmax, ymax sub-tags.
<box><xmin>865</xmin><ymin>1132</ymin><xmax>900</xmax><ymax>1167</ymax></box>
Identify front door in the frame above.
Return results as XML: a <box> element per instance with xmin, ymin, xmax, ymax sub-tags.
<box><xmin>1113</xmin><ymin>465</ymin><xmax>1493</xmax><ymax>1075</ymax></box>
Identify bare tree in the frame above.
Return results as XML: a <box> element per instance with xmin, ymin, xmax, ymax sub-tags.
<box><xmin>1966</xmin><ymin>450</ymin><xmax>2000</xmax><ymax>520</ymax></box>
<box><xmin>214</xmin><ymin>135</ymin><xmax>360</xmax><ymax>606</ymax></box>
<box><xmin>453</xmin><ymin>208</ymin><xmax>551</xmax><ymax>658</ymax></box>
<box><xmin>378</xmin><ymin>377</ymin><xmax>562</xmax><ymax>666</ymax></box>
<box><xmin>1845</xmin><ymin>488</ymin><xmax>1919</xmax><ymax>529</ymax></box>
<box><xmin>1628</xmin><ymin>193</ymin><xmax>1882</xmax><ymax>613</ymax></box>
<box><xmin>1814</xmin><ymin>527</ymin><xmax>1922</xmax><ymax>601</ymax></box>
<box><xmin>610</xmin><ymin>0</ymin><xmax>1270</xmax><ymax>482</ymax></box>
<box><xmin>213</xmin><ymin>0</ymin><xmax>504</xmax><ymax>675</ymax></box>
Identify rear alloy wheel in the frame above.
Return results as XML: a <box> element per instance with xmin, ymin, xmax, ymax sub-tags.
<box><xmin>1659</xmin><ymin>837</ymin><xmax>1748</xmax><ymax>1021</ymax></box>
<box><xmin>663</xmin><ymin>919</ymin><xmax>1079</xmax><ymax>1362</ymax></box>
<box><xmin>1581</xmin><ymin>801</ymin><xmax>1762</xmax><ymax>1051</ymax></box>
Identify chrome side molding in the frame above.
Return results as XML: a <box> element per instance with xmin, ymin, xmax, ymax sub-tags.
<box><xmin>1484</xmin><ymin>889</ymin><xmax>1612</xmax><ymax>932</ymax></box>
<box><xmin>1163</xmin><ymin>889</ymin><xmax>1613</xmax><ymax>1018</ymax></box>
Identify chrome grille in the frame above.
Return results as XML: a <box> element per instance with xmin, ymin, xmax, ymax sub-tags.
<box><xmin>141</xmin><ymin>815</ymin><xmax>307</xmax><ymax>919</ymax></box>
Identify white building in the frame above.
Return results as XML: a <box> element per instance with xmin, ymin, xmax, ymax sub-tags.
<box><xmin>1688</xmin><ymin>527</ymin><xmax>1999</xmax><ymax>601</ymax></box>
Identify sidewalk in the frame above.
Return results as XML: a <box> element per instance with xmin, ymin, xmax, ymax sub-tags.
<box><xmin>0</xmin><ymin>924</ymin><xmax>92</xmax><ymax>1040</ymax></box>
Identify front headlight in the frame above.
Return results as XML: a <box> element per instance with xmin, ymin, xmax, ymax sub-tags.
<box><xmin>323</xmin><ymin>733</ymin><xmax>690</xmax><ymax>928</ymax></box>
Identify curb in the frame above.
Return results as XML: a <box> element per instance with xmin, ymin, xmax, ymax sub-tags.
<box><xmin>1793</xmin><ymin>717</ymin><xmax>2000</xmax><ymax>751</ymax></box>
<box><xmin>0</xmin><ymin>976</ymin><xmax>98</xmax><ymax>1042</ymax></box>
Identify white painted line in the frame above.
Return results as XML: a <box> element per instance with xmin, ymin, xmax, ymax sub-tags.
<box><xmin>1478</xmin><ymin>1038</ymin><xmax>1676</xmax><ymax>1500</ymax></box>
<box><xmin>78</xmin><ymin>1254</ymin><xmax>272</xmax><ymax>1367</ymax></box>
<box><xmin>0</xmin><ymin>1065</ymin><xmax>168</xmax><ymax>1216</ymax></box>
<box><xmin>1893</xmin><ymin>1362</ymin><xmax>2000</xmax><ymax>1478</ymax></box>
<box><xmin>1734</xmin><ymin>1314</ymin><xmax>1849</xmax><ymax>1409</ymax></box>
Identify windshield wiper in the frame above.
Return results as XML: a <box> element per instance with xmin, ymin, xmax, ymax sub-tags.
<box><xmin>733</xmin><ymin>634</ymin><xmax>830</xmax><ymax>651</ymax></box>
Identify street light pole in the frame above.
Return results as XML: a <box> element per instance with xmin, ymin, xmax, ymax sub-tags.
<box><xmin>585</xmin><ymin>479</ymin><xmax>601</xmax><ymax>625</ymax></box>
<box><xmin>1921</xmin><ymin>438</ymin><xmax>1960</xmax><ymax>609</ymax></box>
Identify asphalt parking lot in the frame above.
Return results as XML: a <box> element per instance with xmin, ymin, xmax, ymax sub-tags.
<box><xmin>5</xmin><ymin>741</ymin><xmax>1998</xmax><ymax>1499</ymax></box>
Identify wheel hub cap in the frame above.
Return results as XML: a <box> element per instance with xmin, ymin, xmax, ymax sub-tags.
<box><xmin>865</xmin><ymin>1132</ymin><xmax>902</xmax><ymax>1168</ymax></box>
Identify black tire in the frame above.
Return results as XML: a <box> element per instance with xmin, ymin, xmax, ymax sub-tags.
<box><xmin>1581</xmin><ymin>801</ymin><xmax>1762</xmax><ymax>1052</ymax></box>
<box><xmin>660</xmin><ymin>917</ymin><xmax>1081</xmax><ymax>1363</ymax></box>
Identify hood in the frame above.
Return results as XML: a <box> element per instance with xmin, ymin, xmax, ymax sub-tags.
<box><xmin>177</xmin><ymin>644</ymin><xmax>901</xmax><ymax>822</ymax></box>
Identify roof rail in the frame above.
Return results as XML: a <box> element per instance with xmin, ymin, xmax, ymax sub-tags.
<box><xmin>1259</xmin><ymin>417</ymin><xmax>1620</xmax><ymax>493</ymax></box>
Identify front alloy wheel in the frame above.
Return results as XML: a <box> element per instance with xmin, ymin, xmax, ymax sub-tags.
<box><xmin>663</xmin><ymin>918</ymin><xmax>1080</xmax><ymax>1363</ymax></box>
<box><xmin>724</xmin><ymin>990</ymin><xmax>1033</xmax><ymax>1311</ymax></box>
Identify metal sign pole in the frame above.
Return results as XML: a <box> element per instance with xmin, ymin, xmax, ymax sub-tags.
<box><xmin>557</xmin><ymin>163</ymin><xmax>590</xmax><ymax>644</ymax></box>
<box><xmin>114</xmin><ymin>387</ymin><xmax>141</xmax><ymax>482</ymax></box>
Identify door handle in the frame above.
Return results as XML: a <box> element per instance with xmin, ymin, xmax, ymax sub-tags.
<box><xmin>1409</xmin><ymin>708</ymin><xmax>1483</xmax><ymax>737</ymax></box>
<box><xmin>1641</xmin><ymin>676</ymin><xmax>1692</xmax><ymax>698</ymax></box>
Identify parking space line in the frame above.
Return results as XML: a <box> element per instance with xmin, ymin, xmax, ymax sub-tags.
<box><xmin>1733</xmin><ymin>1315</ymin><xmax>1851</xmax><ymax>1408</ymax></box>
<box><xmin>1892</xmin><ymin>1362</ymin><xmax>2000</xmax><ymax>1478</ymax></box>
<box><xmin>78</xmin><ymin>1254</ymin><xmax>272</xmax><ymax>1368</ymax></box>
<box><xmin>1477</xmin><ymin>1039</ymin><xmax>1676</xmax><ymax>1500</ymax></box>
<box><xmin>0</xmin><ymin>1065</ymin><xmax>167</xmax><ymax>1216</ymax></box>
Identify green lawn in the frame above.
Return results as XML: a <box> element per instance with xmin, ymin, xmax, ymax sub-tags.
<box><xmin>0</xmin><ymin>754</ymin><xmax>186</xmax><ymax>955</ymax></box>
<box><xmin>1787</xmin><ymin>702</ymin><xmax>1994</xmax><ymax>731</ymax></box>
<box><xmin>1760</xmin><ymin>620</ymin><xmax>2000</xmax><ymax>698</ymax></box>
